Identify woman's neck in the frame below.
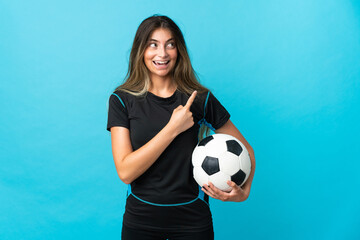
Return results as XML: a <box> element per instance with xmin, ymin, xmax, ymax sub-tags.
<box><xmin>148</xmin><ymin>77</ymin><xmax>177</xmax><ymax>98</ymax></box>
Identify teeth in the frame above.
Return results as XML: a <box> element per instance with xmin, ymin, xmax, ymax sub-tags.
<box><xmin>154</xmin><ymin>61</ymin><xmax>169</xmax><ymax>65</ymax></box>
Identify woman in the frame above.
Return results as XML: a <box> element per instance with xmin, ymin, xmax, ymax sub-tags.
<box><xmin>107</xmin><ymin>15</ymin><xmax>255</xmax><ymax>240</ymax></box>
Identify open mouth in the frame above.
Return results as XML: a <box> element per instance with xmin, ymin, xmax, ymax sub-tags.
<box><xmin>153</xmin><ymin>60</ymin><xmax>170</xmax><ymax>66</ymax></box>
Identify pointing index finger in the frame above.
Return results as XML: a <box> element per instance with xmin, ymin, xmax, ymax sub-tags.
<box><xmin>185</xmin><ymin>90</ymin><xmax>197</xmax><ymax>108</ymax></box>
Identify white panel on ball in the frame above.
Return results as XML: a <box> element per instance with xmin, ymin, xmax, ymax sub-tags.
<box><xmin>192</xmin><ymin>146</ymin><xmax>207</xmax><ymax>167</ymax></box>
<box><xmin>209</xmin><ymin>171</ymin><xmax>232</xmax><ymax>192</ymax></box>
<box><xmin>218</xmin><ymin>151</ymin><xmax>240</xmax><ymax>176</ymax></box>
<box><xmin>214</xmin><ymin>133</ymin><xmax>232</xmax><ymax>141</ymax></box>
<box><xmin>203</xmin><ymin>137</ymin><xmax>227</xmax><ymax>158</ymax></box>
<box><xmin>193</xmin><ymin>166</ymin><xmax>209</xmax><ymax>187</ymax></box>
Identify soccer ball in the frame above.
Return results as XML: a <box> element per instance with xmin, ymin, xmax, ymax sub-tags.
<box><xmin>192</xmin><ymin>133</ymin><xmax>251</xmax><ymax>192</ymax></box>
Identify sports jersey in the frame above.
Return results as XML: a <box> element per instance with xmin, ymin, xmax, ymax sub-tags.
<box><xmin>106</xmin><ymin>88</ymin><xmax>230</xmax><ymax>232</ymax></box>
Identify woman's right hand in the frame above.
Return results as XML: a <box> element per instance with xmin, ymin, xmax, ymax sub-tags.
<box><xmin>167</xmin><ymin>90</ymin><xmax>197</xmax><ymax>135</ymax></box>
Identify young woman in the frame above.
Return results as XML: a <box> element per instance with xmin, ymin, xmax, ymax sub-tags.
<box><xmin>107</xmin><ymin>15</ymin><xmax>255</xmax><ymax>240</ymax></box>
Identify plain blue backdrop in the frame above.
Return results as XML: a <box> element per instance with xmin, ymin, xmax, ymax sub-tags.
<box><xmin>1</xmin><ymin>0</ymin><xmax>360</xmax><ymax>239</ymax></box>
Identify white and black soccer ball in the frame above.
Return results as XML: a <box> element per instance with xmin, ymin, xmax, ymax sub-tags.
<box><xmin>192</xmin><ymin>133</ymin><xmax>251</xmax><ymax>192</ymax></box>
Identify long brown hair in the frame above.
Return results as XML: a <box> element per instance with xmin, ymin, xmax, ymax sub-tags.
<box><xmin>115</xmin><ymin>14</ymin><xmax>211</xmax><ymax>139</ymax></box>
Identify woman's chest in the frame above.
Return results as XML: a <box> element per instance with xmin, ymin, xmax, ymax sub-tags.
<box><xmin>127</xmin><ymin>100</ymin><xmax>202</xmax><ymax>150</ymax></box>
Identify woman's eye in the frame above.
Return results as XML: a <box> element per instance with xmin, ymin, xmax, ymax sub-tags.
<box><xmin>148</xmin><ymin>42</ymin><xmax>175</xmax><ymax>48</ymax></box>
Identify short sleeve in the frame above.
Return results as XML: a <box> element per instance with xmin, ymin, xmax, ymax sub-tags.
<box><xmin>204</xmin><ymin>91</ymin><xmax>230</xmax><ymax>130</ymax></box>
<box><xmin>106</xmin><ymin>92</ymin><xmax>130</xmax><ymax>132</ymax></box>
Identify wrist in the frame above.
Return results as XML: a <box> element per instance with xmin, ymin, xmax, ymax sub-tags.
<box><xmin>164</xmin><ymin>123</ymin><xmax>179</xmax><ymax>139</ymax></box>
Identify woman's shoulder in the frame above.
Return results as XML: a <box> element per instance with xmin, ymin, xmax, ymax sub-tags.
<box><xmin>112</xmin><ymin>89</ymin><xmax>144</xmax><ymax>101</ymax></box>
<box><xmin>109</xmin><ymin>89</ymin><xmax>144</xmax><ymax>110</ymax></box>
<box><xmin>194</xmin><ymin>89</ymin><xmax>212</xmax><ymax>104</ymax></box>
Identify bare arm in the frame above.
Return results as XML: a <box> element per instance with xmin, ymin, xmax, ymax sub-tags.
<box><xmin>111</xmin><ymin>125</ymin><xmax>179</xmax><ymax>184</ymax></box>
<box><xmin>110</xmin><ymin>91</ymin><xmax>198</xmax><ymax>184</ymax></box>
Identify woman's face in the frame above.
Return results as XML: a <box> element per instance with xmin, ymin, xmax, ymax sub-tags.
<box><xmin>143</xmin><ymin>28</ymin><xmax>178</xmax><ymax>81</ymax></box>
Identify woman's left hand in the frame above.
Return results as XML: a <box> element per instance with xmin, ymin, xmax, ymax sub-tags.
<box><xmin>201</xmin><ymin>181</ymin><xmax>249</xmax><ymax>202</ymax></box>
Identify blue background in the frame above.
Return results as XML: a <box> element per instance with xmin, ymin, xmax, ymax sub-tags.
<box><xmin>1</xmin><ymin>0</ymin><xmax>360</xmax><ymax>239</ymax></box>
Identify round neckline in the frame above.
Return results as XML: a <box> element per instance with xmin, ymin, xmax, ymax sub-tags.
<box><xmin>147</xmin><ymin>89</ymin><xmax>178</xmax><ymax>103</ymax></box>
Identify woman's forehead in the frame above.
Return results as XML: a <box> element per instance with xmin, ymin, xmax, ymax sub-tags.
<box><xmin>149</xmin><ymin>28</ymin><xmax>174</xmax><ymax>41</ymax></box>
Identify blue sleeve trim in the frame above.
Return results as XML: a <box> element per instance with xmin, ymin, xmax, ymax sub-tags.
<box><xmin>197</xmin><ymin>91</ymin><xmax>215</xmax><ymax>136</ymax></box>
<box><xmin>197</xmin><ymin>118</ymin><xmax>215</xmax><ymax>131</ymax></box>
<box><xmin>112</xmin><ymin>93</ymin><xmax>126</xmax><ymax>109</ymax></box>
<box><xmin>204</xmin><ymin>91</ymin><xmax>210</xmax><ymax>117</ymax></box>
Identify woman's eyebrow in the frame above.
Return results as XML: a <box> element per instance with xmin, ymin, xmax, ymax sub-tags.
<box><xmin>149</xmin><ymin>38</ymin><xmax>174</xmax><ymax>42</ymax></box>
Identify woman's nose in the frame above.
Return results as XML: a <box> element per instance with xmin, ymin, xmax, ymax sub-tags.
<box><xmin>157</xmin><ymin>45</ymin><xmax>168</xmax><ymax>57</ymax></box>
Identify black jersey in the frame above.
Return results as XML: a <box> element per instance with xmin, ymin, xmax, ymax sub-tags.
<box><xmin>106</xmin><ymin>89</ymin><xmax>230</xmax><ymax>232</ymax></box>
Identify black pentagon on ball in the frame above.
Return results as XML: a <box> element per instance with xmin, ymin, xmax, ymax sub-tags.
<box><xmin>198</xmin><ymin>135</ymin><xmax>214</xmax><ymax>147</ymax></box>
<box><xmin>201</xmin><ymin>156</ymin><xmax>220</xmax><ymax>175</ymax></box>
<box><xmin>231</xmin><ymin>169</ymin><xmax>246</xmax><ymax>186</ymax></box>
<box><xmin>226</xmin><ymin>140</ymin><xmax>243</xmax><ymax>156</ymax></box>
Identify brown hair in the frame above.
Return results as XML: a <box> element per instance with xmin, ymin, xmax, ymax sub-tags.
<box><xmin>115</xmin><ymin>14</ymin><xmax>211</xmax><ymax>138</ymax></box>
